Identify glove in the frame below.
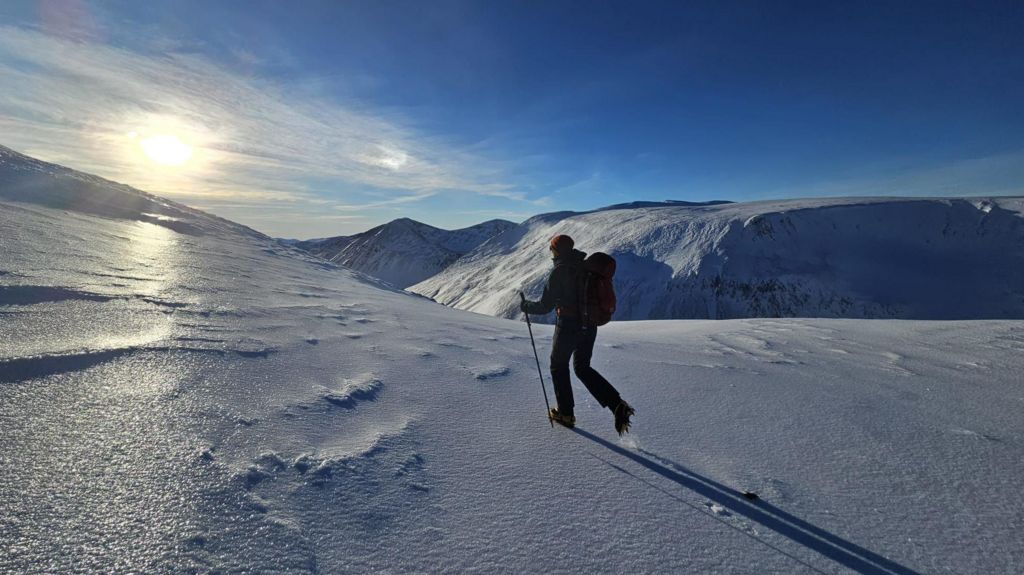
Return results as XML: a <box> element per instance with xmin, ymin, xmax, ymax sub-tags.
<box><xmin>520</xmin><ymin>299</ymin><xmax>531</xmax><ymax>314</ymax></box>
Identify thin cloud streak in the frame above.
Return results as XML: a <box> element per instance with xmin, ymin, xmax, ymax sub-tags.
<box><xmin>0</xmin><ymin>26</ymin><xmax>519</xmax><ymax>225</ymax></box>
<box><xmin>331</xmin><ymin>191</ymin><xmax>440</xmax><ymax>211</ymax></box>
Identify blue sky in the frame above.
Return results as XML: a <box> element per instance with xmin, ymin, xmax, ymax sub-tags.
<box><xmin>1</xmin><ymin>1</ymin><xmax>1022</xmax><ymax>238</ymax></box>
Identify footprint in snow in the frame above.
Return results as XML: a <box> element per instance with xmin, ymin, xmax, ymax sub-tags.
<box><xmin>436</xmin><ymin>340</ymin><xmax>474</xmax><ymax>350</ymax></box>
<box><xmin>471</xmin><ymin>365</ymin><xmax>511</xmax><ymax>381</ymax></box>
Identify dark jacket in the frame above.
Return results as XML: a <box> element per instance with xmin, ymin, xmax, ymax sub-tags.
<box><xmin>523</xmin><ymin>249</ymin><xmax>587</xmax><ymax>317</ymax></box>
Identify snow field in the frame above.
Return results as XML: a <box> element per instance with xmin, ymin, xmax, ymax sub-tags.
<box><xmin>2</xmin><ymin>148</ymin><xmax>1023</xmax><ymax>572</ymax></box>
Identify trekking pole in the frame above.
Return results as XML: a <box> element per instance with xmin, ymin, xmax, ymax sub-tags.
<box><xmin>520</xmin><ymin>291</ymin><xmax>553</xmax><ymax>427</ymax></box>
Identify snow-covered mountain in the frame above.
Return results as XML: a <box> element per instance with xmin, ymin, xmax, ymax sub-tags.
<box><xmin>410</xmin><ymin>197</ymin><xmax>1024</xmax><ymax>322</ymax></box>
<box><xmin>296</xmin><ymin>217</ymin><xmax>516</xmax><ymax>288</ymax></box>
<box><xmin>3</xmin><ymin>147</ymin><xmax>1023</xmax><ymax>573</ymax></box>
<box><xmin>0</xmin><ymin>145</ymin><xmax>264</xmax><ymax>240</ymax></box>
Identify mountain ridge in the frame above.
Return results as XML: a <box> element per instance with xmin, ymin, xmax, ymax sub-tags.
<box><xmin>409</xmin><ymin>195</ymin><xmax>1024</xmax><ymax>321</ymax></box>
<box><xmin>0</xmin><ymin>144</ymin><xmax>267</xmax><ymax>240</ymax></box>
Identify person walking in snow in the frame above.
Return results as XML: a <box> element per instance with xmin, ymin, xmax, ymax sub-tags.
<box><xmin>520</xmin><ymin>234</ymin><xmax>635</xmax><ymax>434</ymax></box>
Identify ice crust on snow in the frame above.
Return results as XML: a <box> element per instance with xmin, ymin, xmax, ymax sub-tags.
<box><xmin>2</xmin><ymin>147</ymin><xmax>1024</xmax><ymax>573</ymax></box>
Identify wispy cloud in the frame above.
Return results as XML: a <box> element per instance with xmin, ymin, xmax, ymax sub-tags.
<box><xmin>331</xmin><ymin>191</ymin><xmax>440</xmax><ymax>211</ymax></box>
<box><xmin>0</xmin><ymin>25</ymin><xmax>520</xmax><ymax>233</ymax></box>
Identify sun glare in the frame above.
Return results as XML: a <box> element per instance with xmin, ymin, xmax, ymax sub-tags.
<box><xmin>138</xmin><ymin>134</ymin><xmax>193</xmax><ymax>166</ymax></box>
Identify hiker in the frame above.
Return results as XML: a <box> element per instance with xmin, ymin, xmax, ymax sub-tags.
<box><xmin>520</xmin><ymin>234</ymin><xmax>635</xmax><ymax>434</ymax></box>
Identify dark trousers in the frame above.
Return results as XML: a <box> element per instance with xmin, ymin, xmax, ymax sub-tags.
<box><xmin>550</xmin><ymin>317</ymin><xmax>620</xmax><ymax>416</ymax></box>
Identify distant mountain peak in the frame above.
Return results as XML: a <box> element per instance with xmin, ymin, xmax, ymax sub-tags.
<box><xmin>296</xmin><ymin>217</ymin><xmax>517</xmax><ymax>288</ymax></box>
<box><xmin>388</xmin><ymin>217</ymin><xmax>426</xmax><ymax>228</ymax></box>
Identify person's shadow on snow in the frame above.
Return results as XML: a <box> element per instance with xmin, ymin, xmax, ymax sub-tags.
<box><xmin>573</xmin><ymin>428</ymin><xmax>920</xmax><ymax>575</ymax></box>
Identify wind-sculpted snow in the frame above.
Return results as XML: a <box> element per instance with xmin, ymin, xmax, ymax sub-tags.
<box><xmin>321</xmin><ymin>373</ymin><xmax>384</xmax><ymax>408</ymax></box>
<box><xmin>2</xmin><ymin>150</ymin><xmax>1023</xmax><ymax>573</ymax></box>
<box><xmin>410</xmin><ymin>196</ymin><xmax>1024</xmax><ymax>321</ymax></box>
<box><xmin>296</xmin><ymin>217</ymin><xmax>516</xmax><ymax>288</ymax></box>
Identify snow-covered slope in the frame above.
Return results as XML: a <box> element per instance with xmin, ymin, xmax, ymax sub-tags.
<box><xmin>0</xmin><ymin>145</ymin><xmax>264</xmax><ymax>239</ymax></box>
<box><xmin>297</xmin><ymin>217</ymin><xmax>515</xmax><ymax>288</ymax></box>
<box><xmin>3</xmin><ymin>149</ymin><xmax>1023</xmax><ymax>573</ymax></box>
<box><xmin>410</xmin><ymin>197</ymin><xmax>1024</xmax><ymax>322</ymax></box>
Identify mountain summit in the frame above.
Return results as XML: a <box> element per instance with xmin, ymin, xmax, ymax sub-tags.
<box><xmin>296</xmin><ymin>217</ymin><xmax>516</xmax><ymax>288</ymax></box>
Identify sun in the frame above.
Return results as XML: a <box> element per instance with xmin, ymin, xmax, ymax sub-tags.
<box><xmin>138</xmin><ymin>133</ymin><xmax>193</xmax><ymax>166</ymax></box>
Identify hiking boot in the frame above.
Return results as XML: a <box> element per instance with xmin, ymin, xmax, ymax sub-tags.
<box><xmin>613</xmin><ymin>400</ymin><xmax>635</xmax><ymax>436</ymax></box>
<box><xmin>549</xmin><ymin>408</ymin><xmax>576</xmax><ymax>428</ymax></box>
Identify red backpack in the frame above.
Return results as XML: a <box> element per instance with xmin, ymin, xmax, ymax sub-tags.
<box><xmin>580</xmin><ymin>252</ymin><xmax>617</xmax><ymax>326</ymax></box>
